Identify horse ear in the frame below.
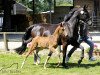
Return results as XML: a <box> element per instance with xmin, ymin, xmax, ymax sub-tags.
<box><xmin>83</xmin><ymin>4</ymin><xmax>88</xmax><ymax>9</ymax></box>
<box><xmin>60</xmin><ymin>22</ymin><xmax>64</xmax><ymax>27</ymax></box>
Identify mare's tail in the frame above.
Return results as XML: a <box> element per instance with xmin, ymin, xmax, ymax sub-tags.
<box><xmin>14</xmin><ymin>25</ymin><xmax>34</xmax><ymax>55</ymax></box>
<box><xmin>14</xmin><ymin>43</ymin><xmax>27</xmax><ymax>55</ymax></box>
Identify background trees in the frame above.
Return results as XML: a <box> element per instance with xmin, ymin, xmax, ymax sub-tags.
<box><xmin>16</xmin><ymin>0</ymin><xmax>54</xmax><ymax>13</ymax></box>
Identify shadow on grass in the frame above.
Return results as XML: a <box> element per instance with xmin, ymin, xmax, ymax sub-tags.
<box><xmin>67</xmin><ymin>62</ymin><xmax>100</xmax><ymax>69</ymax></box>
<box><xmin>36</xmin><ymin>62</ymin><xmax>100</xmax><ymax>69</ymax></box>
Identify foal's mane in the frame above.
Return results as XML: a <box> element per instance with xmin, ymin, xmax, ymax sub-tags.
<box><xmin>53</xmin><ymin>23</ymin><xmax>63</xmax><ymax>36</ymax></box>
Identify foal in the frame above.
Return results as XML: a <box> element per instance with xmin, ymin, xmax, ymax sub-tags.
<box><xmin>21</xmin><ymin>23</ymin><xmax>66</xmax><ymax>69</ymax></box>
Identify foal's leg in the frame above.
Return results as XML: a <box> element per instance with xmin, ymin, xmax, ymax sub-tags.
<box><xmin>52</xmin><ymin>46</ymin><xmax>62</xmax><ymax>67</ymax></box>
<box><xmin>21</xmin><ymin>49</ymin><xmax>34</xmax><ymax>68</ymax></box>
<box><xmin>44</xmin><ymin>47</ymin><xmax>61</xmax><ymax>69</ymax></box>
<box><xmin>78</xmin><ymin>45</ymin><xmax>84</xmax><ymax>66</ymax></box>
<box><xmin>21</xmin><ymin>43</ymin><xmax>36</xmax><ymax>68</ymax></box>
<box><xmin>44</xmin><ymin>51</ymin><xmax>53</xmax><ymax>69</ymax></box>
<box><xmin>55</xmin><ymin>47</ymin><xmax>62</xmax><ymax>67</ymax></box>
<box><xmin>56</xmin><ymin>45</ymin><xmax>62</xmax><ymax>61</ymax></box>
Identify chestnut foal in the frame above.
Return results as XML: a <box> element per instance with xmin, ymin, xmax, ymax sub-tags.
<box><xmin>21</xmin><ymin>23</ymin><xmax>67</xmax><ymax>69</ymax></box>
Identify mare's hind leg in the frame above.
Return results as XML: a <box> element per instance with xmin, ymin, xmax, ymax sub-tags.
<box><xmin>34</xmin><ymin>48</ymin><xmax>40</xmax><ymax>65</ymax></box>
<box><xmin>78</xmin><ymin>45</ymin><xmax>84</xmax><ymax>66</ymax></box>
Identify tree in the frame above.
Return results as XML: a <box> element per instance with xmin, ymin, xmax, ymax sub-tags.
<box><xmin>17</xmin><ymin>0</ymin><xmax>54</xmax><ymax>13</ymax></box>
<box><xmin>2</xmin><ymin>0</ymin><xmax>15</xmax><ymax>31</ymax></box>
<box><xmin>2</xmin><ymin>0</ymin><xmax>12</xmax><ymax>31</ymax></box>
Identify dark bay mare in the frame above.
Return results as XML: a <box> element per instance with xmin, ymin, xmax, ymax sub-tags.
<box><xmin>59</xmin><ymin>6</ymin><xmax>90</xmax><ymax>67</ymax></box>
<box><xmin>15</xmin><ymin>6</ymin><xmax>90</xmax><ymax>67</ymax></box>
<box><xmin>63</xmin><ymin>5</ymin><xmax>92</xmax><ymax>65</ymax></box>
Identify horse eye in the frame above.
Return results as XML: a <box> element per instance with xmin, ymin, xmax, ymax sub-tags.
<box><xmin>62</xmin><ymin>29</ymin><xmax>64</xmax><ymax>31</ymax></box>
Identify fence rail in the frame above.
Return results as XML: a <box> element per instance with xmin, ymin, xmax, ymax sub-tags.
<box><xmin>89</xmin><ymin>16</ymin><xmax>100</xmax><ymax>31</ymax></box>
<box><xmin>0</xmin><ymin>32</ymin><xmax>25</xmax><ymax>51</ymax></box>
<box><xmin>0</xmin><ymin>32</ymin><xmax>100</xmax><ymax>51</ymax></box>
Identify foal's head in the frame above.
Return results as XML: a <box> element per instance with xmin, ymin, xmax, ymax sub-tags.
<box><xmin>54</xmin><ymin>23</ymin><xmax>65</xmax><ymax>36</ymax></box>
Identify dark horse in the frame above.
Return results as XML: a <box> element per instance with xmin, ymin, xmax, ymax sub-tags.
<box><xmin>60</xmin><ymin>6</ymin><xmax>90</xmax><ymax>67</ymax></box>
<box><xmin>15</xmin><ymin>6</ymin><xmax>90</xmax><ymax>67</ymax></box>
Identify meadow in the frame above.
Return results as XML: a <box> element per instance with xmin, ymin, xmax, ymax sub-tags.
<box><xmin>0</xmin><ymin>51</ymin><xmax>100</xmax><ymax>75</ymax></box>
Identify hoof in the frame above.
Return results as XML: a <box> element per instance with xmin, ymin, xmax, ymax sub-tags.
<box><xmin>78</xmin><ymin>60</ymin><xmax>82</xmax><ymax>65</ymax></box>
<box><xmin>62</xmin><ymin>63</ymin><xmax>68</xmax><ymax>68</ymax></box>
<box><xmin>44</xmin><ymin>66</ymin><xmax>47</xmax><ymax>69</ymax></box>
<box><xmin>78</xmin><ymin>64</ymin><xmax>81</xmax><ymax>67</ymax></box>
<box><xmin>56</xmin><ymin>63</ymin><xmax>60</xmax><ymax>67</ymax></box>
<box><xmin>35</xmin><ymin>62</ymin><xmax>38</xmax><ymax>65</ymax></box>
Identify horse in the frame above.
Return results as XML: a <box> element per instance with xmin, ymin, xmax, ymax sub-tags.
<box><xmin>66</xmin><ymin>20</ymin><xmax>92</xmax><ymax>65</ymax></box>
<box><xmin>15</xmin><ymin>5</ymin><xmax>90</xmax><ymax>67</ymax></box>
<box><xmin>62</xmin><ymin>5</ymin><xmax>91</xmax><ymax>66</ymax></box>
<box><xmin>21</xmin><ymin>23</ymin><xmax>67</xmax><ymax>69</ymax></box>
<box><xmin>15</xmin><ymin>23</ymin><xmax>59</xmax><ymax>55</ymax></box>
<box><xmin>54</xmin><ymin>5</ymin><xmax>91</xmax><ymax>67</ymax></box>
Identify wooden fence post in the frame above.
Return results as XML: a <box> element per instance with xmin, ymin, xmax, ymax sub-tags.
<box><xmin>3</xmin><ymin>32</ymin><xmax>9</xmax><ymax>51</ymax></box>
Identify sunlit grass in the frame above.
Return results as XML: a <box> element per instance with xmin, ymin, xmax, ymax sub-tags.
<box><xmin>0</xmin><ymin>51</ymin><xmax>100</xmax><ymax>75</ymax></box>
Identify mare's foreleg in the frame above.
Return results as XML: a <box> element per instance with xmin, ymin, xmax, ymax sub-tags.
<box><xmin>78</xmin><ymin>45</ymin><xmax>84</xmax><ymax>66</ymax></box>
<box><xmin>62</xmin><ymin>42</ymin><xmax>68</xmax><ymax>67</ymax></box>
<box><xmin>66</xmin><ymin>46</ymin><xmax>77</xmax><ymax>63</ymax></box>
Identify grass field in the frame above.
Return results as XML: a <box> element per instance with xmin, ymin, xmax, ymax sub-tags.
<box><xmin>0</xmin><ymin>51</ymin><xmax>100</xmax><ymax>75</ymax></box>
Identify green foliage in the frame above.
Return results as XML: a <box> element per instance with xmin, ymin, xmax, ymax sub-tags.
<box><xmin>56</xmin><ymin>0</ymin><xmax>73</xmax><ymax>6</ymax></box>
<box><xmin>16</xmin><ymin>0</ymin><xmax>54</xmax><ymax>14</ymax></box>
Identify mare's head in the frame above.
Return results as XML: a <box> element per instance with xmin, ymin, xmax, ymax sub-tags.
<box><xmin>77</xmin><ymin>5</ymin><xmax>90</xmax><ymax>23</ymax></box>
<box><xmin>62</xmin><ymin>5</ymin><xmax>90</xmax><ymax>38</ymax></box>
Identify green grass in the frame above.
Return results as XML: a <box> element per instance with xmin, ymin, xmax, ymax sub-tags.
<box><xmin>0</xmin><ymin>51</ymin><xmax>100</xmax><ymax>75</ymax></box>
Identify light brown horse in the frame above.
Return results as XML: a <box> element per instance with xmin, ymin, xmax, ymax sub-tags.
<box><xmin>21</xmin><ymin>23</ymin><xmax>67</xmax><ymax>69</ymax></box>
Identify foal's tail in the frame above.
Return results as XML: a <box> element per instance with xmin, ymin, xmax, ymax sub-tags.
<box><xmin>14</xmin><ymin>25</ymin><xmax>34</xmax><ymax>55</ymax></box>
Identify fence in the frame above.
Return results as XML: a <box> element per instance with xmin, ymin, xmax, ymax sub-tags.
<box><xmin>0</xmin><ymin>32</ymin><xmax>25</xmax><ymax>51</ymax></box>
<box><xmin>89</xmin><ymin>16</ymin><xmax>100</xmax><ymax>31</ymax></box>
<box><xmin>0</xmin><ymin>17</ymin><xmax>3</xmax><ymax>31</ymax></box>
<box><xmin>0</xmin><ymin>32</ymin><xmax>100</xmax><ymax>51</ymax></box>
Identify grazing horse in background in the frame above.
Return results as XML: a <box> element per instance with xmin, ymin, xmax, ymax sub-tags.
<box><xmin>15</xmin><ymin>6</ymin><xmax>90</xmax><ymax>67</ymax></box>
<box><xmin>21</xmin><ymin>24</ymin><xmax>67</xmax><ymax>69</ymax></box>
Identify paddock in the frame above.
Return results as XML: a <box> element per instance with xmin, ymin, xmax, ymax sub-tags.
<box><xmin>0</xmin><ymin>51</ymin><xmax>100</xmax><ymax>75</ymax></box>
<box><xmin>0</xmin><ymin>32</ymin><xmax>100</xmax><ymax>75</ymax></box>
